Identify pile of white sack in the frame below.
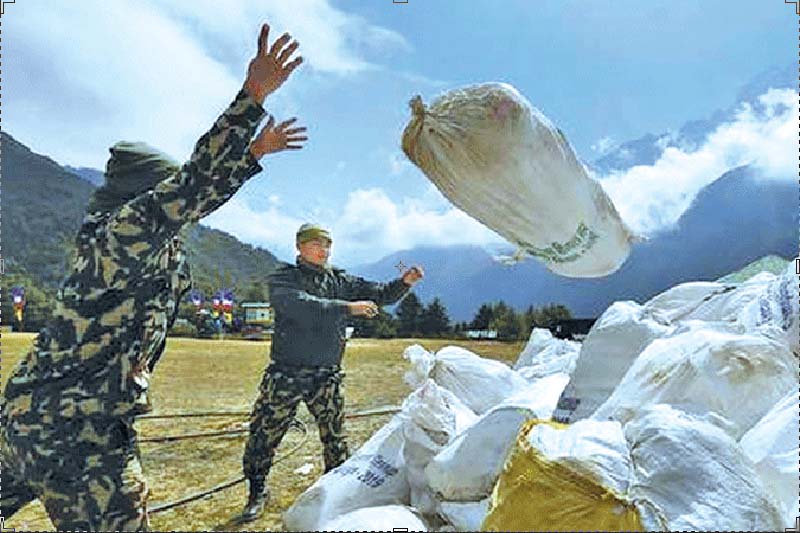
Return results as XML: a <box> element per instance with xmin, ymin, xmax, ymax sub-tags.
<box><xmin>283</xmin><ymin>263</ymin><xmax>798</xmax><ymax>531</ymax></box>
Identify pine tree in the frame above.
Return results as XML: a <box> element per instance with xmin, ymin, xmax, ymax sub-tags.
<box><xmin>538</xmin><ymin>303</ymin><xmax>572</xmax><ymax>328</ymax></box>
<box><xmin>519</xmin><ymin>304</ymin><xmax>537</xmax><ymax>340</ymax></box>
<box><xmin>470</xmin><ymin>303</ymin><xmax>495</xmax><ymax>330</ymax></box>
<box><xmin>373</xmin><ymin>311</ymin><xmax>398</xmax><ymax>339</ymax></box>
<box><xmin>396</xmin><ymin>292</ymin><xmax>424</xmax><ymax>338</ymax></box>
<box><xmin>352</xmin><ymin>309</ymin><xmax>397</xmax><ymax>338</ymax></box>
<box><xmin>421</xmin><ymin>297</ymin><xmax>451</xmax><ymax>338</ymax></box>
<box><xmin>244</xmin><ymin>281</ymin><xmax>268</xmax><ymax>302</ymax></box>
<box><xmin>489</xmin><ymin>301</ymin><xmax>521</xmax><ymax>340</ymax></box>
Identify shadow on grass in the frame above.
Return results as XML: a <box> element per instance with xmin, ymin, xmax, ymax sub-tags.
<box><xmin>212</xmin><ymin>513</ymin><xmax>261</xmax><ymax>531</ymax></box>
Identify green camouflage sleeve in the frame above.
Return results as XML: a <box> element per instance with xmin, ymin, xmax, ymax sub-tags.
<box><xmin>340</xmin><ymin>273</ymin><xmax>411</xmax><ymax>306</ymax></box>
<box><xmin>106</xmin><ymin>89</ymin><xmax>266</xmax><ymax>260</ymax></box>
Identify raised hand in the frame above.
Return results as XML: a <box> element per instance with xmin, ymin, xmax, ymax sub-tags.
<box><xmin>244</xmin><ymin>23</ymin><xmax>303</xmax><ymax>104</ymax></box>
<box><xmin>402</xmin><ymin>266</ymin><xmax>424</xmax><ymax>286</ymax></box>
<box><xmin>250</xmin><ymin>116</ymin><xmax>308</xmax><ymax>158</ymax></box>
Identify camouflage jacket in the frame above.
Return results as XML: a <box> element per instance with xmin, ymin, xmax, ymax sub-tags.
<box><xmin>268</xmin><ymin>258</ymin><xmax>410</xmax><ymax>368</ymax></box>
<box><xmin>2</xmin><ymin>89</ymin><xmax>266</xmax><ymax>426</ymax></box>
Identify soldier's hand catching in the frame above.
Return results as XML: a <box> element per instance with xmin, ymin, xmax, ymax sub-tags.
<box><xmin>402</xmin><ymin>266</ymin><xmax>424</xmax><ymax>286</ymax></box>
<box><xmin>244</xmin><ymin>23</ymin><xmax>303</xmax><ymax>104</ymax></box>
<box><xmin>250</xmin><ymin>116</ymin><xmax>308</xmax><ymax>158</ymax></box>
<box><xmin>348</xmin><ymin>301</ymin><xmax>380</xmax><ymax>319</ymax></box>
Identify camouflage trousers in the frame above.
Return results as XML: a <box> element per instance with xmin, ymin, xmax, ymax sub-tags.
<box><xmin>0</xmin><ymin>416</ymin><xmax>149</xmax><ymax>531</ymax></box>
<box><xmin>243</xmin><ymin>364</ymin><xmax>350</xmax><ymax>485</ymax></box>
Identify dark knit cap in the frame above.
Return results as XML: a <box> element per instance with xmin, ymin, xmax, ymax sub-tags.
<box><xmin>87</xmin><ymin>141</ymin><xmax>181</xmax><ymax>214</ymax></box>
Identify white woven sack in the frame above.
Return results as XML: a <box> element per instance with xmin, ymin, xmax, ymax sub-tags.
<box><xmin>401</xmin><ymin>82</ymin><xmax>639</xmax><ymax>277</ymax></box>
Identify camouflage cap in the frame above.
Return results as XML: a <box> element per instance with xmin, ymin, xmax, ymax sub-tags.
<box><xmin>296</xmin><ymin>223</ymin><xmax>332</xmax><ymax>244</ymax></box>
<box><xmin>88</xmin><ymin>141</ymin><xmax>181</xmax><ymax>214</ymax></box>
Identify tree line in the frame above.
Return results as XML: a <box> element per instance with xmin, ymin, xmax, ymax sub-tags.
<box><xmin>5</xmin><ymin>272</ymin><xmax>571</xmax><ymax>343</ymax></box>
<box><xmin>351</xmin><ymin>292</ymin><xmax>572</xmax><ymax>341</ymax></box>
<box><xmin>4</xmin><ymin>272</ymin><xmax>272</xmax><ymax>334</ymax></box>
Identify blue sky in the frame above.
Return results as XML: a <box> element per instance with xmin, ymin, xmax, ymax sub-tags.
<box><xmin>5</xmin><ymin>0</ymin><xmax>796</xmax><ymax>266</ymax></box>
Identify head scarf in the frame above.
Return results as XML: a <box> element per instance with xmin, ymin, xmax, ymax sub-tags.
<box><xmin>87</xmin><ymin>141</ymin><xmax>181</xmax><ymax>214</ymax></box>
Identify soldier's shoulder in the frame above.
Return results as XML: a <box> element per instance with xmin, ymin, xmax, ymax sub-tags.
<box><xmin>330</xmin><ymin>265</ymin><xmax>353</xmax><ymax>281</ymax></box>
<box><xmin>269</xmin><ymin>262</ymin><xmax>299</xmax><ymax>281</ymax></box>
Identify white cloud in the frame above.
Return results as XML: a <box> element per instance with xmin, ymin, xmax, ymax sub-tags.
<box><xmin>394</xmin><ymin>70</ymin><xmax>451</xmax><ymax>88</ymax></box>
<box><xmin>201</xmin><ymin>185</ymin><xmax>504</xmax><ymax>266</ymax></box>
<box><xmin>590</xmin><ymin>136</ymin><xmax>616</xmax><ymax>155</ymax></box>
<box><xmin>202</xmin><ymin>197</ymin><xmax>305</xmax><ymax>262</ymax></box>
<box><xmin>152</xmin><ymin>0</ymin><xmax>411</xmax><ymax>75</ymax></box>
<box><xmin>599</xmin><ymin>88</ymin><xmax>796</xmax><ymax>237</ymax></box>
<box><xmin>5</xmin><ymin>0</ymin><xmax>411</xmax><ymax>169</ymax></box>
<box><xmin>332</xmin><ymin>188</ymin><xmax>504</xmax><ymax>265</ymax></box>
<box><xmin>7</xmin><ymin>0</ymin><xmax>240</xmax><ymax>168</ymax></box>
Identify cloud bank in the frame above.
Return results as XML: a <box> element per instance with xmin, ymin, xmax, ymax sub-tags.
<box><xmin>597</xmin><ymin>88</ymin><xmax>795</xmax><ymax>236</ymax></box>
<box><xmin>204</xmin><ymin>184</ymin><xmax>504</xmax><ymax>266</ymax></box>
<box><xmin>5</xmin><ymin>0</ymin><xmax>409</xmax><ymax>168</ymax></box>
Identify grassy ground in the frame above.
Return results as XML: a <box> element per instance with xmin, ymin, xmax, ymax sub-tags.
<box><xmin>0</xmin><ymin>333</ymin><xmax>523</xmax><ymax>532</ymax></box>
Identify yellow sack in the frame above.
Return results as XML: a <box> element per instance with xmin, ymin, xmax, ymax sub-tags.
<box><xmin>481</xmin><ymin>419</ymin><xmax>644</xmax><ymax>532</ymax></box>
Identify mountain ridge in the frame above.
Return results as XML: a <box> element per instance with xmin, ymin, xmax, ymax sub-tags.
<box><xmin>351</xmin><ymin>166</ymin><xmax>796</xmax><ymax>321</ymax></box>
<box><xmin>1</xmin><ymin>131</ymin><xmax>282</xmax><ymax>300</ymax></box>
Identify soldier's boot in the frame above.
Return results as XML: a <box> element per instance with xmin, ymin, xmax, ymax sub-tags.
<box><xmin>240</xmin><ymin>478</ymin><xmax>270</xmax><ymax>522</ymax></box>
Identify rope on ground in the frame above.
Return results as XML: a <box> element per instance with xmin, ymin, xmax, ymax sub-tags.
<box><xmin>140</xmin><ymin>428</ymin><xmax>247</xmax><ymax>443</ymax></box>
<box><xmin>136</xmin><ymin>404</ymin><xmax>400</xmax><ymax>421</ymax></box>
<box><xmin>15</xmin><ymin>404</ymin><xmax>401</xmax><ymax>527</ymax></box>
<box><xmin>145</xmin><ymin>405</ymin><xmax>401</xmax><ymax>513</ymax></box>
<box><xmin>137</xmin><ymin>411</ymin><xmax>250</xmax><ymax>420</ymax></box>
<box><xmin>137</xmin><ymin>405</ymin><xmax>401</xmax><ymax>443</ymax></box>
<box><xmin>148</xmin><ymin>419</ymin><xmax>308</xmax><ymax>515</ymax></box>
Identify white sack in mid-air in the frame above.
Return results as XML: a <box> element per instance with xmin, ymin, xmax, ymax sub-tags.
<box><xmin>401</xmin><ymin>82</ymin><xmax>639</xmax><ymax>278</ymax></box>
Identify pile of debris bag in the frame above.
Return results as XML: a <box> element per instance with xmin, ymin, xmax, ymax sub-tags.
<box><xmin>282</xmin><ymin>263</ymin><xmax>798</xmax><ymax>531</ymax></box>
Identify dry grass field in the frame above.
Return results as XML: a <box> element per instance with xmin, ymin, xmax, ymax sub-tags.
<box><xmin>1</xmin><ymin>332</ymin><xmax>524</xmax><ymax>532</ymax></box>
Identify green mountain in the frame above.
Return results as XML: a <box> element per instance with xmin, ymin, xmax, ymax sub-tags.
<box><xmin>716</xmin><ymin>255</ymin><xmax>792</xmax><ymax>283</ymax></box>
<box><xmin>1</xmin><ymin>132</ymin><xmax>282</xmax><ymax>330</ymax></box>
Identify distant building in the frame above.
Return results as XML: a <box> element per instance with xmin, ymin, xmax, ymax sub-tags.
<box><xmin>241</xmin><ymin>302</ymin><xmax>273</xmax><ymax>326</ymax></box>
<box><xmin>549</xmin><ymin>318</ymin><xmax>597</xmax><ymax>340</ymax></box>
<box><xmin>466</xmin><ymin>329</ymin><xmax>499</xmax><ymax>339</ymax></box>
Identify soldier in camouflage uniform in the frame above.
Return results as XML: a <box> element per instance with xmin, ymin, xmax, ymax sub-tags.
<box><xmin>0</xmin><ymin>23</ymin><xmax>305</xmax><ymax>531</ymax></box>
<box><xmin>240</xmin><ymin>223</ymin><xmax>424</xmax><ymax>521</ymax></box>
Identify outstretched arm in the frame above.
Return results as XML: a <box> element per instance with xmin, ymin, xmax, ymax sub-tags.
<box><xmin>341</xmin><ymin>266</ymin><xmax>425</xmax><ymax>307</ymax></box>
<box><xmin>107</xmin><ymin>23</ymin><xmax>305</xmax><ymax>262</ymax></box>
<box><xmin>341</xmin><ymin>275</ymin><xmax>411</xmax><ymax>307</ymax></box>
